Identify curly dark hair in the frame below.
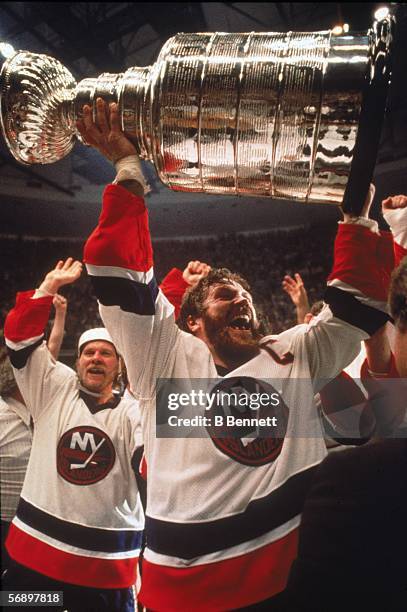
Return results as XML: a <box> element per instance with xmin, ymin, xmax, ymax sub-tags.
<box><xmin>178</xmin><ymin>268</ymin><xmax>252</xmax><ymax>333</ymax></box>
<box><xmin>389</xmin><ymin>256</ymin><xmax>407</xmax><ymax>332</ymax></box>
<box><xmin>310</xmin><ymin>300</ymin><xmax>324</xmax><ymax>317</ymax></box>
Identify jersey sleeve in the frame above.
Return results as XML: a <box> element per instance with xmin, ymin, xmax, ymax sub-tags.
<box><xmin>84</xmin><ymin>184</ymin><xmax>181</xmax><ymax>399</ymax></box>
<box><xmin>4</xmin><ymin>290</ymin><xmax>76</xmax><ymax>421</ymax></box>
<box><xmin>126</xmin><ymin>397</ymin><xmax>144</xmax><ymax>456</ymax></box>
<box><xmin>297</xmin><ymin>223</ymin><xmax>391</xmax><ymax>390</ymax></box>
<box><xmin>159</xmin><ymin>268</ymin><xmax>189</xmax><ymax>320</ymax></box>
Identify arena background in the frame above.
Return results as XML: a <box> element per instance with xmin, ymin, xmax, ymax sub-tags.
<box><xmin>1</xmin><ymin>2</ymin><xmax>407</xmax><ymax>364</ymax></box>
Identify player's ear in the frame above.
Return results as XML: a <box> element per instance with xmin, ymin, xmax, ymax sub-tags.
<box><xmin>186</xmin><ymin>314</ymin><xmax>202</xmax><ymax>335</ymax></box>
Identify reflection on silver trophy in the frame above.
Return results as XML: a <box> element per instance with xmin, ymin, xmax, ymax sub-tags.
<box><xmin>0</xmin><ymin>17</ymin><xmax>392</xmax><ymax>204</ymax></box>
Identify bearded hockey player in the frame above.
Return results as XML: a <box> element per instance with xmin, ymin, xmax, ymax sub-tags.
<box><xmin>80</xmin><ymin>99</ymin><xmax>392</xmax><ymax>611</ymax></box>
<box><xmin>4</xmin><ymin>258</ymin><xmax>144</xmax><ymax>612</ymax></box>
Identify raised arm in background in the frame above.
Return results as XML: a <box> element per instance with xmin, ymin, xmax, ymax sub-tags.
<box><xmin>5</xmin><ymin>258</ymin><xmax>82</xmax><ymax>419</ymax></box>
<box><xmin>282</xmin><ymin>272</ymin><xmax>311</xmax><ymax>324</ymax></box>
<box><xmin>47</xmin><ymin>294</ymin><xmax>67</xmax><ymax>360</ymax></box>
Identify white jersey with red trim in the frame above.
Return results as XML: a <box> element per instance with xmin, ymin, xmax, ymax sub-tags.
<box><xmin>0</xmin><ymin>395</ymin><xmax>32</xmax><ymax>521</ymax></box>
<box><xmin>4</xmin><ymin>291</ymin><xmax>144</xmax><ymax>589</ymax></box>
<box><xmin>84</xmin><ymin>184</ymin><xmax>391</xmax><ymax>611</ymax></box>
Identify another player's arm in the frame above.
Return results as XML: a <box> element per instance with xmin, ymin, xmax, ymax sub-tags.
<box><xmin>282</xmin><ymin>273</ymin><xmax>311</xmax><ymax>324</ymax></box>
<box><xmin>4</xmin><ymin>259</ymin><xmax>82</xmax><ymax>420</ymax></box>
<box><xmin>47</xmin><ymin>294</ymin><xmax>68</xmax><ymax>359</ymax></box>
<box><xmin>160</xmin><ymin>261</ymin><xmax>211</xmax><ymax>319</ymax></box>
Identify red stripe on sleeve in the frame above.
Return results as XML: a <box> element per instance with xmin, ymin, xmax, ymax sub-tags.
<box><xmin>84</xmin><ymin>184</ymin><xmax>153</xmax><ymax>272</ymax></box>
<box><xmin>5</xmin><ymin>290</ymin><xmax>53</xmax><ymax>344</ymax></box>
<box><xmin>159</xmin><ymin>268</ymin><xmax>189</xmax><ymax>319</ymax></box>
<box><xmin>140</xmin><ymin>529</ymin><xmax>298</xmax><ymax>611</ymax></box>
<box><xmin>6</xmin><ymin>524</ymin><xmax>137</xmax><ymax>588</ymax></box>
<box><xmin>328</xmin><ymin>224</ymin><xmax>388</xmax><ymax>301</ymax></box>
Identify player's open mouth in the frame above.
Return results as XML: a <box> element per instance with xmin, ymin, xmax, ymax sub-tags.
<box><xmin>228</xmin><ymin>315</ymin><xmax>251</xmax><ymax>331</ymax></box>
<box><xmin>88</xmin><ymin>367</ymin><xmax>105</xmax><ymax>375</ymax></box>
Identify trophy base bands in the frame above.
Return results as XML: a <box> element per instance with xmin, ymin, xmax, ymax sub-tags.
<box><xmin>0</xmin><ymin>592</ymin><xmax>63</xmax><ymax>607</ymax></box>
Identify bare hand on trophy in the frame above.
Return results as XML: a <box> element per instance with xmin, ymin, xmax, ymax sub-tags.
<box><xmin>76</xmin><ymin>98</ymin><xmax>137</xmax><ymax>163</ymax></box>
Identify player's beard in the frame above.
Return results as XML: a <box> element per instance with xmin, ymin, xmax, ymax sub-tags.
<box><xmin>202</xmin><ymin>310</ymin><xmax>261</xmax><ymax>368</ymax></box>
<box><xmin>77</xmin><ymin>365</ymin><xmax>118</xmax><ymax>396</ymax></box>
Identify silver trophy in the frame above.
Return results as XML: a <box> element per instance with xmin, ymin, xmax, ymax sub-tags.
<box><xmin>0</xmin><ymin>16</ymin><xmax>392</xmax><ymax>208</ymax></box>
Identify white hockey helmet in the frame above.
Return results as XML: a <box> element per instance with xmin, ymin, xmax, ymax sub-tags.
<box><xmin>78</xmin><ymin>328</ymin><xmax>116</xmax><ymax>355</ymax></box>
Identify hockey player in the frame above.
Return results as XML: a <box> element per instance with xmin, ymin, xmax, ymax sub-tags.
<box><xmin>1</xmin><ymin>293</ymin><xmax>68</xmax><ymax>574</ymax></box>
<box><xmin>80</xmin><ymin>99</ymin><xmax>391</xmax><ymax>610</ymax></box>
<box><xmin>3</xmin><ymin>258</ymin><xmax>144</xmax><ymax>612</ymax></box>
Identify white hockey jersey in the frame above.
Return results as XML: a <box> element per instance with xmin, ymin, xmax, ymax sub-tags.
<box><xmin>4</xmin><ymin>291</ymin><xmax>144</xmax><ymax>588</ymax></box>
<box><xmin>84</xmin><ymin>184</ymin><xmax>390</xmax><ymax>610</ymax></box>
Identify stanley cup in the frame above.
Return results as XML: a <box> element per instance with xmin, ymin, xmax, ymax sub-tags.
<box><xmin>0</xmin><ymin>16</ymin><xmax>393</xmax><ymax>207</ymax></box>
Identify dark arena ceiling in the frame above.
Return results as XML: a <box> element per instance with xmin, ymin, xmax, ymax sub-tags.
<box><xmin>0</xmin><ymin>2</ymin><xmax>406</xmax><ymax>239</ymax></box>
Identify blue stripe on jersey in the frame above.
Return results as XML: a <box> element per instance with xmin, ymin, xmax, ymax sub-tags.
<box><xmin>7</xmin><ymin>338</ymin><xmax>43</xmax><ymax>369</ymax></box>
<box><xmin>324</xmin><ymin>286</ymin><xmax>390</xmax><ymax>334</ymax></box>
<box><xmin>90</xmin><ymin>275</ymin><xmax>159</xmax><ymax>315</ymax></box>
<box><xmin>17</xmin><ymin>498</ymin><xmax>142</xmax><ymax>554</ymax></box>
<box><xmin>145</xmin><ymin>464</ymin><xmax>319</xmax><ymax>559</ymax></box>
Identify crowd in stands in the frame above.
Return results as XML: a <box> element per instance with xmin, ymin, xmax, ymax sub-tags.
<box><xmin>1</xmin><ymin>221</ymin><xmax>335</xmax><ymax>351</ymax></box>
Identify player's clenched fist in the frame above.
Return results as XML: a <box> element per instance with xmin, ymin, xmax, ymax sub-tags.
<box><xmin>182</xmin><ymin>260</ymin><xmax>211</xmax><ymax>287</ymax></box>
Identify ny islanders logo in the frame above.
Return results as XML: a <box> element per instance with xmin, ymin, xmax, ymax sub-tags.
<box><xmin>205</xmin><ymin>377</ymin><xmax>288</xmax><ymax>467</ymax></box>
<box><xmin>57</xmin><ymin>426</ymin><xmax>116</xmax><ymax>485</ymax></box>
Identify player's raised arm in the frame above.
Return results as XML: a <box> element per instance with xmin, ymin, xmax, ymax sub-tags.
<box><xmin>282</xmin><ymin>273</ymin><xmax>311</xmax><ymax>324</ymax></box>
<box><xmin>82</xmin><ymin>100</ymin><xmax>186</xmax><ymax>398</ymax></box>
<box><xmin>159</xmin><ymin>261</ymin><xmax>212</xmax><ymax>320</ymax></box>
<box><xmin>295</xmin><ymin>185</ymin><xmax>391</xmax><ymax>390</ymax></box>
<box><xmin>47</xmin><ymin>294</ymin><xmax>68</xmax><ymax>360</ymax></box>
<box><xmin>4</xmin><ymin>259</ymin><xmax>82</xmax><ymax>420</ymax></box>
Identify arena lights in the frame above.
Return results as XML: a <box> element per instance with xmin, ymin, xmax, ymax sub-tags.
<box><xmin>332</xmin><ymin>23</ymin><xmax>350</xmax><ymax>36</ymax></box>
<box><xmin>374</xmin><ymin>6</ymin><xmax>390</xmax><ymax>21</ymax></box>
<box><xmin>0</xmin><ymin>42</ymin><xmax>15</xmax><ymax>58</ymax></box>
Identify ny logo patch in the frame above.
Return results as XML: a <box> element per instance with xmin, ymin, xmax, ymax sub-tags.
<box><xmin>57</xmin><ymin>426</ymin><xmax>116</xmax><ymax>485</ymax></box>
